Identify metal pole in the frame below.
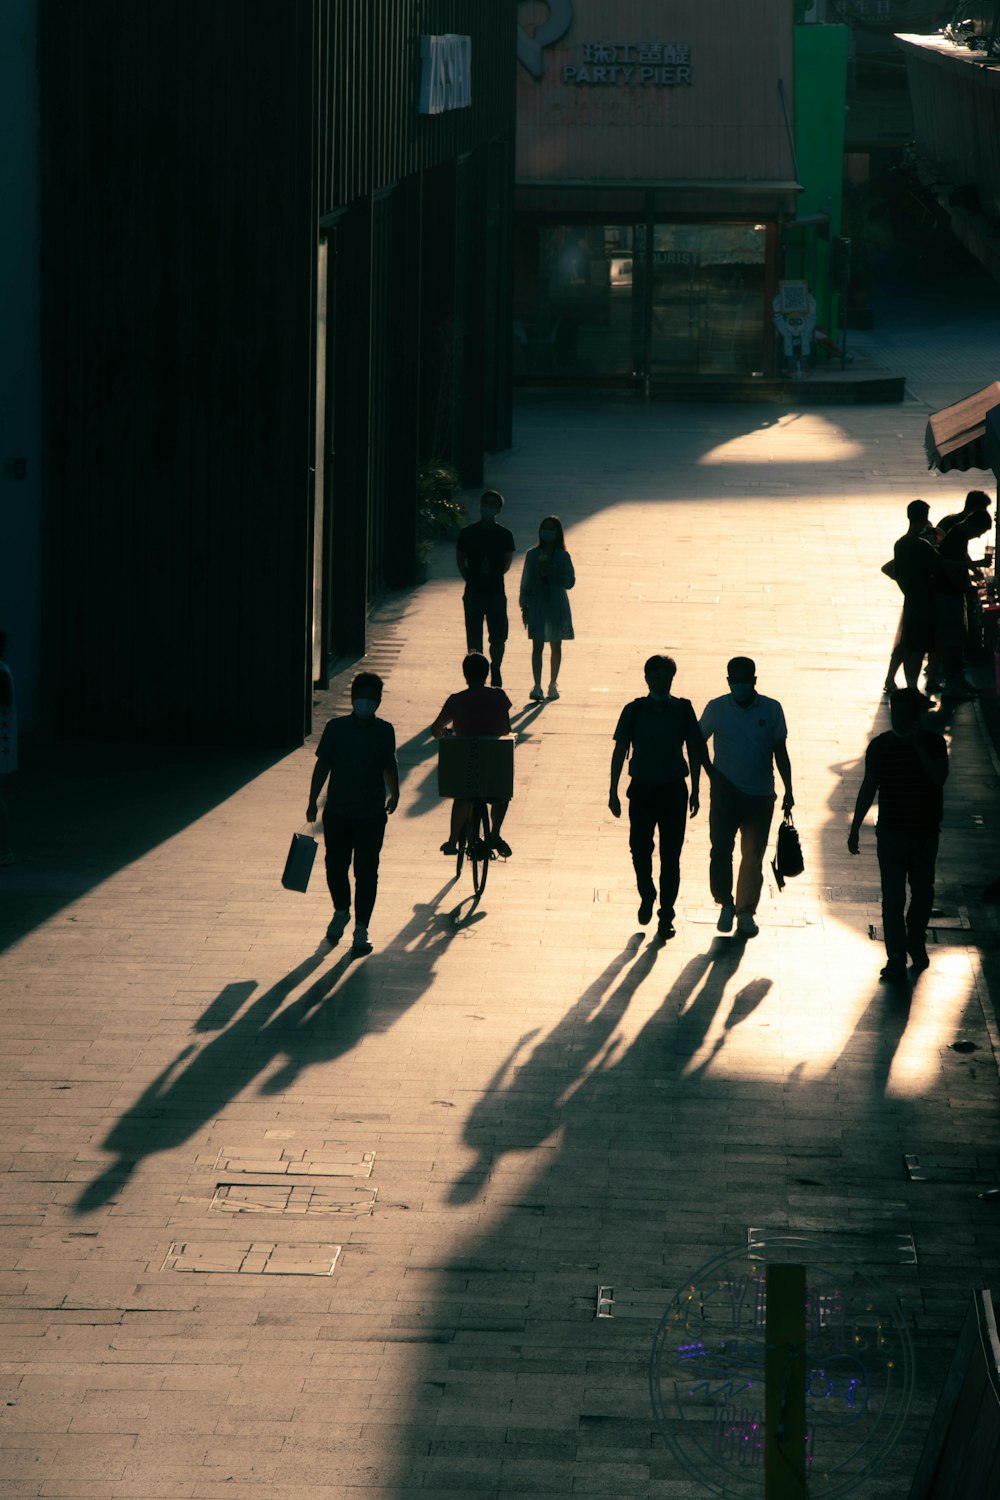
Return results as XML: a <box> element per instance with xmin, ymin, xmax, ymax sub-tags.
<box><xmin>765</xmin><ymin>1263</ymin><xmax>808</xmax><ymax>1499</ymax></box>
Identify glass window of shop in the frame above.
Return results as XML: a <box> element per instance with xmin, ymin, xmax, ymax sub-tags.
<box><xmin>513</xmin><ymin>221</ymin><xmax>768</xmax><ymax>379</ymax></box>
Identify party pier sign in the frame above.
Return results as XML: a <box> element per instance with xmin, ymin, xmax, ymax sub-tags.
<box><xmin>563</xmin><ymin>40</ymin><xmax>692</xmax><ymax>88</ymax></box>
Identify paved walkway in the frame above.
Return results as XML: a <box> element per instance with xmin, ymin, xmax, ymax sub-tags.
<box><xmin>3</xmin><ymin>276</ymin><xmax>1000</xmax><ymax>1497</ymax></box>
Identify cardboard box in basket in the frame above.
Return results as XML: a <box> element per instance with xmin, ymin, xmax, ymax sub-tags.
<box><xmin>438</xmin><ymin>735</ymin><xmax>514</xmax><ymax>800</ymax></box>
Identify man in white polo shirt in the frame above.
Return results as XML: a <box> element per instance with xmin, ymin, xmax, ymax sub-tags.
<box><xmin>699</xmin><ymin>657</ymin><xmax>794</xmax><ymax>938</ymax></box>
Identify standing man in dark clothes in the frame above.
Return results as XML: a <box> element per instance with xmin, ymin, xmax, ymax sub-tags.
<box><xmin>307</xmin><ymin>671</ymin><xmax>400</xmax><ymax>957</ymax></box>
<box><xmin>609</xmin><ymin>654</ymin><xmax>710</xmax><ymax>941</ymax></box>
<box><xmin>456</xmin><ymin>490</ymin><xmax>516</xmax><ymax>688</ymax></box>
<box><xmin>935</xmin><ymin>509</ymin><xmax>992</xmax><ymax>698</ymax></box>
<box><xmin>892</xmin><ymin>499</ymin><xmax>941</xmax><ymax>691</ymax></box>
<box><xmin>848</xmin><ymin>687</ymin><xmax>948</xmax><ymax>982</ymax></box>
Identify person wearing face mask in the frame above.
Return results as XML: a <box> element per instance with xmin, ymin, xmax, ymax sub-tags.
<box><xmin>456</xmin><ymin>490</ymin><xmax>516</xmax><ymax>688</ymax></box>
<box><xmin>307</xmin><ymin>672</ymin><xmax>400</xmax><ymax>956</ymax></box>
<box><xmin>609</xmin><ymin>654</ymin><xmax>710</xmax><ymax>940</ymax></box>
<box><xmin>847</xmin><ymin>687</ymin><xmax>947</xmax><ymax>982</ymax></box>
<box><xmin>699</xmin><ymin>657</ymin><xmax>794</xmax><ymax>939</ymax></box>
<box><xmin>519</xmin><ymin>515</ymin><xmax>575</xmax><ymax>700</ymax></box>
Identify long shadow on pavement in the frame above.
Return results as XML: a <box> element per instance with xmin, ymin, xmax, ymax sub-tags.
<box><xmin>74</xmin><ymin>880</ymin><xmax>464</xmax><ymax>1214</ymax></box>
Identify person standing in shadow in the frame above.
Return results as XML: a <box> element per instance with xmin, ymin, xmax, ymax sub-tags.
<box><xmin>887</xmin><ymin>499</ymin><xmax>941</xmax><ymax>693</ymax></box>
<box><xmin>848</xmin><ymin>686</ymin><xmax>948</xmax><ymax>983</ymax></box>
<box><xmin>700</xmin><ymin>656</ymin><xmax>794</xmax><ymax>940</ymax></box>
<box><xmin>456</xmin><ymin>491</ymin><xmax>516</xmax><ymax>688</ymax></box>
<box><xmin>307</xmin><ymin>671</ymin><xmax>399</xmax><ymax>957</ymax></box>
<box><xmin>519</xmin><ymin>515</ymin><xmax>575</xmax><ymax>701</ymax></box>
<box><xmin>609</xmin><ymin>654</ymin><xmax>710</xmax><ymax>941</ymax></box>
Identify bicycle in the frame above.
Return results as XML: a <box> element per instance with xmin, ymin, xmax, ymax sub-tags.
<box><xmin>437</xmin><ymin>733</ymin><xmax>515</xmax><ymax>902</ymax></box>
<box><xmin>454</xmin><ymin>796</ymin><xmax>493</xmax><ymax>897</ymax></box>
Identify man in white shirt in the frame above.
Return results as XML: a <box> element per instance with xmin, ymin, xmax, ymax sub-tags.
<box><xmin>699</xmin><ymin>657</ymin><xmax>794</xmax><ymax>938</ymax></box>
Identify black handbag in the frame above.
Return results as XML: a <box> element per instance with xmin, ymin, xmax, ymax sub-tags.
<box><xmin>772</xmin><ymin>812</ymin><xmax>804</xmax><ymax>891</ymax></box>
<box><xmin>281</xmin><ymin>831</ymin><xmax>317</xmax><ymax>892</ymax></box>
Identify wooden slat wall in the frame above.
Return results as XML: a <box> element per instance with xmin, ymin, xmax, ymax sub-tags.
<box><xmin>319</xmin><ymin>0</ymin><xmax>516</xmax><ymax>214</ymax></box>
<box><xmin>516</xmin><ymin>0</ymin><xmax>796</xmax><ymax>184</ymax></box>
<box><xmin>39</xmin><ymin>1</ymin><xmax>515</xmax><ymax>745</ymax></box>
<box><xmin>40</xmin><ymin>2</ymin><xmax>315</xmax><ymax>746</ymax></box>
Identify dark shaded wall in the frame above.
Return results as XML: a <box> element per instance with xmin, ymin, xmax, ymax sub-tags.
<box><xmin>39</xmin><ymin>1</ymin><xmax>514</xmax><ymax>746</ymax></box>
<box><xmin>40</xmin><ymin>4</ymin><xmax>315</xmax><ymax>746</ymax></box>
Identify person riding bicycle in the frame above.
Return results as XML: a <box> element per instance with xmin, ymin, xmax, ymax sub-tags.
<box><xmin>430</xmin><ymin>651</ymin><xmax>512</xmax><ymax>858</ymax></box>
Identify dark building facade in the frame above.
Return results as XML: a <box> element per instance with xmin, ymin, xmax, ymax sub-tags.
<box><xmin>37</xmin><ymin>1</ymin><xmax>514</xmax><ymax>747</ymax></box>
<box><xmin>897</xmin><ymin>6</ymin><xmax>1000</xmax><ymax>282</ymax></box>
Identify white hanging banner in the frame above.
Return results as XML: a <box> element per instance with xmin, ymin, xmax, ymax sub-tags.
<box><xmin>419</xmin><ymin>34</ymin><xmax>472</xmax><ymax>115</ymax></box>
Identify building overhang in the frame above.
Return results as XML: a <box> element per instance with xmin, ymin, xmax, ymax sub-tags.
<box><xmin>515</xmin><ymin>179</ymin><xmax>803</xmax><ymax>218</ymax></box>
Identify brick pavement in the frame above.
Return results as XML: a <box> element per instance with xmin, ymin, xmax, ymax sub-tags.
<box><xmin>3</xmin><ymin>312</ymin><xmax>1000</xmax><ymax>1495</ymax></box>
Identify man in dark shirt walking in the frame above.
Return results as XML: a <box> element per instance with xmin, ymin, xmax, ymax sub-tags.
<box><xmin>307</xmin><ymin>672</ymin><xmax>400</xmax><ymax>956</ymax></box>
<box><xmin>456</xmin><ymin>490</ymin><xmax>516</xmax><ymax>687</ymax></box>
<box><xmin>848</xmin><ymin>688</ymin><xmax>948</xmax><ymax>982</ymax></box>
<box><xmin>609</xmin><ymin>654</ymin><xmax>710</xmax><ymax>940</ymax></box>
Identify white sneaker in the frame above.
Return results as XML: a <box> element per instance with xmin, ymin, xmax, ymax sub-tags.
<box><xmin>716</xmin><ymin>902</ymin><xmax>735</xmax><ymax>933</ymax></box>
<box><xmin>737</xmin><ymin>913</ymin><xmax>759</xmax><ymax>938</ymax></box>
<box><xmin>547</xmin><ymin>681</ymin><xmax>560</xmax><ymax>700</ymax></box>
<box><xmin>352</xmin><ymin>926</ymin><xmax>373</xmax><ymax>956</ymax></box>
<box><xmin>529</xmin><ymin>685</ymin><xmax>544</xmax><ymax>701</ymax></box>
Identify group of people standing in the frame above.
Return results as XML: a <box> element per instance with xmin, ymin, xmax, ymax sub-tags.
<box><xmin>456</xmin><ymin>490</ymin><xmax>576</xmax><ymax>702</ymax></box>
<box><xmin>885</xmin><ymin>488</ymin><xmax>992</xmax><ymax>700</ymax></box>
<box><xmin>855</xmin><ymin>489</ymin><xmax>994</xmax><ymax>982</ymax></box>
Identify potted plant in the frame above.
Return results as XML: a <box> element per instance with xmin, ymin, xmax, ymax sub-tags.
<box><xmin>416</xmin><ymin>461</ymin><xmax>464</xmax><ymax>575</ymax></box>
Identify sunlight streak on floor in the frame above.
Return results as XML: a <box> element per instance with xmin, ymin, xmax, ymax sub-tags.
<box><xmin>885</xmin><ymin>952</ymin><xmax>981</xmax><ymax>1098</ymax></box>
<box><xmin>697</xmin><ymin>413</ymin><xmax>864</xmax><ymax>465</ymax></box>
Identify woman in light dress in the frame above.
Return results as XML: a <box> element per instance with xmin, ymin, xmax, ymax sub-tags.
<box><xmin>519</xmin><ymin>516</ymin><xmax>575</xmax><ymax>700</ymax></box>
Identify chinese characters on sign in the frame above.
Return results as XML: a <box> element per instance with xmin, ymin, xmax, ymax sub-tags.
<box><xmin>564</xmin><ymin>41</ymin><xmax>692</xmax><ymax>87</ymax></box>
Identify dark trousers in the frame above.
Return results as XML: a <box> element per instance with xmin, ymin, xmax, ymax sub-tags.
<box><xmin>876</xmin><ymin>825</ymin><xmax>939</xmax><ymax>963</ymax></box>
<box><xmin>323</xmin><ymin>813</ymin><xmax>387</xmax><ymax>928</ymax></box>
<box><xmin>463</xmin><ymin>591</ymin><xmax>508</xmax><ymax>665</ymax></box>
<box><xmin>709</xmin><ymin>773</ymin><xmax>776</xmax><ymax>916</ymax></box>
<box><xmin>628</xmin><ymin>778</ymin><xmax>688</xmax><ymax>922</ymax></box>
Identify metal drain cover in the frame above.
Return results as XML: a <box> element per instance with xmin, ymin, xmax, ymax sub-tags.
<box><xmin>163</xmin><ymin>1241</ymin><xmax>341</xmax><ymax>1275</ymax></box>
<box><xmin>214</xmin><ymin>1146</ymin><xmax>375</xmax><ymax>1177</ymax></box>
<box><xmin>212</xmin><ymin>1182</ymin><xmax>377</xmax><ymax>1216</ymax></box>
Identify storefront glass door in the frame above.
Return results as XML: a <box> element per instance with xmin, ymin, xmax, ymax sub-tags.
<box><xmin>513</xmin><ymin>223</ymin><xmax>637</xmax><ymax>377</ymax></box>
<box><xmin>513</xmin><ymin>220</ymin><xmax>768</xmax><ymax>381</ymax></box>
<box><xmin>644</xmin><ymin>224</ymin><xmax>767</xmax><ymax>376</ymax></box>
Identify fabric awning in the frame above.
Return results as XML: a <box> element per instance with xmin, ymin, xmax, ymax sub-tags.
<box><xmin>925</xmin><ymin>382</ymin><xmax>1000</xmax><ymax>474</ymax></box>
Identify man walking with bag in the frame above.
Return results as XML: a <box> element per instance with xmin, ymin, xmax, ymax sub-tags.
<box><xmin>307</xmin><ymin>672</ymin><xmax>399</xmax><ymax>956</ymax></box>
<box><xmin>609</xmin><ymin>654</ymin><xmax>710</xmax><ymax>941</ymax></box>
<box><xmin>700</xmin><ymin>656</ymin><xmax>794</xmax><ymax>939</ymax></box>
